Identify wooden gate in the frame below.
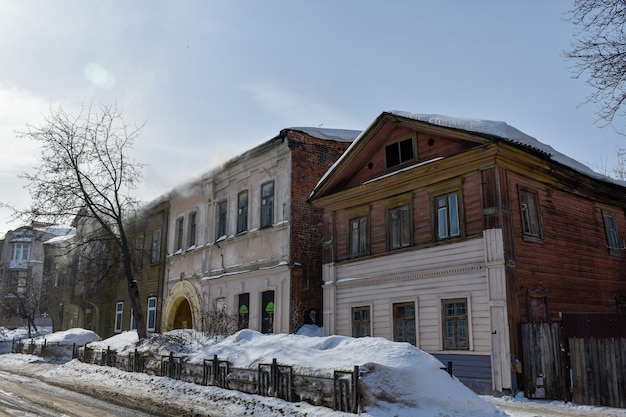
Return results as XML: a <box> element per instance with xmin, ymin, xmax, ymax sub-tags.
<box><xmin>520</xmin><ymin>322</ymin><xmax>564</xmax><ymax>400</ymax></box>
<box><xmin>521</xmin><ymin>315</ymin><xmax>626</xmax><ymax>408</ymax></box>
<box><xmin>563</xmin><ymin>313</ymin><xmax>626</xmax><ymax>408</ymax></box>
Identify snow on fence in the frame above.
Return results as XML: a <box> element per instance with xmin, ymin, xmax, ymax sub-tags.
<box><xmin>11</xmin><ymin>338</ymin><xmax>64</xmax><ymax>357</ymax></box>
<box><xmin>74</xmin><ymin>344</ymin><xmax>361</xmax><ymax>413</ymax></box>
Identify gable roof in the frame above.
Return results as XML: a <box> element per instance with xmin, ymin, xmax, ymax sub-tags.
<box><xmin>311</xmin><ymin>111</ymin><xmax>626</xmax><ymax>199</ymax></box>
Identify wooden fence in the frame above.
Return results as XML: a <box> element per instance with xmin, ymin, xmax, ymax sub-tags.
<box><xmin>521</xmin><ymin>315</ymin><xmax>626</xmax><ymax>408</ymax></box>
<box><xmin>569</xmin><ymin>337</ymin><xmax>626</xmax><ymax>408</ymax></box>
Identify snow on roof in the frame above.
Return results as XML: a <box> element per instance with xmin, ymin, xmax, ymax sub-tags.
<box><xmin>35</xmin><ymin>224</ymin><xmax>76</xmax><ymax>237</ymax></box>
<box><xmin>392</xmin><ymin>111</ymin><xmax>626</xmax><ymax>187</ymax></box>
<box><xmin>287</xmin><ymin>127</ymin><xmax>361</xmax><ymax>142</ymax></box>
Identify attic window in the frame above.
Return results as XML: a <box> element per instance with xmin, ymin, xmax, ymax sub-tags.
<box><xmin>385</xmin><ymin>137</ymin><xmax>415</xmax><ymax>168</ymax></box>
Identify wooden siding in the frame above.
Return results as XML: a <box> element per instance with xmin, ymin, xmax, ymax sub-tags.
<box><xmin>332</xmin><ymin>237</ymin><xmax>493</xmax><ymax>354</ymax></box>
<box><xmin>434</xmin><ymin>353</ymin><xmax>492</xmax><ymax>394</ymax></box>
<box><xmin>508</xmin><ymin>172</ymin><xmax>626</xmax><ymax>323</ymax></box>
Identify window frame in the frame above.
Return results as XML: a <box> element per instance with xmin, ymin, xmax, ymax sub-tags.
<box><xmin>151</xmin><ymin>228</ymin><xmax>162</xmax><ymax>264</ymax></box>
<box><xmin>603</xmin><ymin>211</ymin><xmax>622</xmax><ymax>256</ymax></box>
<box><xmin>385</xmin><ymin>136</ymin><xmax>416</xmax><ymax>169</ymax></box>
<box><xmin>114</xmin><ymin>302</ymin><xmax>124</xmax><ymax>333</ymax></box>
<box><xmin>434</xmin><ymin>191</ymin><xmax>462</xmax><ymax>240</ymax></box>
<box><xmin>261</xmin><ymin>290</ymin><xmax>275</xmax><ymax>334</ymax></box>
<box><xmin>237</xmin><ymin>190</ymin><xmax>249</xmax><ymax>234</ymax></box>
<box><xmin>441</xmin><ymin>297</ymin><xmax>470</xmax><ymax>351</ymax></box>
<box><xmin>393</xmin><ymin>301</ymin><xmax>417</xmax><ymax>345</ymax></box>
<box><xmin>519</xmin><ymin>187</ymin><xmax>543</xmax><ymax>241</ymax></box>
<box><xmin>349</xmin><ymin>215</ymin><xmax>369</xmax><ymax>257</ymax></box>
<box><xmin>52</xmin><ymin>263</ymin><xmax>60</xmax><ymax>287</ymax></box>
<box><xmin>188</xmin><ymin>211</ymin><xmax>197</xmax><ymax>248</ymax></box>
<box><xmin>217</xmin><ymin>200</ymin><xmax>228</xmax><ymax>239</ymax></box>
<box><xmin>147</xmin><ymin>296</ymin><xmax>157</xmax><ymax>332</ymax></box>
<box><xmin>387</xmin><ymin>204</ymin><xmax>412</xmax><ymax>250</ymax></box>
<box><xmin>260</xmin><ymin>181</ymin><xmax>275</xmax><ymax>228</ymax></box>
<box><xmin>10</xmin><ymin>243</ymin><xmax>30</xmax><ymax>261</ymax></box>
<box><xmin>351</xmin><ymin>306</ymin><xmax>371</xmax><ymax>338</ymax></box>
<box><xmin>175</xmin><ymin>217</ymin><xmax>184</xmax><ymax>251</ymax></box>
<box><xmin>134</xmin><ymin>233</ymin><xmax>144</xmax><ymax>269</ymax></box>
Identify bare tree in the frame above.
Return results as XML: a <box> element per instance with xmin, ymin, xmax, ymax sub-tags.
<box><xmin>16</xmin><ymin>103</ymin><xmax>149</xmax><ymax>339</ymax></box>
<box><xmin>0</xmin><ymin>269</ymin><xmax>48</xmax><ymax>338</ymax></box>
<box><xmin>566</xmin><ymin>0</ymin><xmax>626</xmax><ymax>126</ymax></box>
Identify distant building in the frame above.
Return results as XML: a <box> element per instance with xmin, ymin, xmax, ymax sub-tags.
<box><xmin>0</xmin><ymin>222</ymin><xmax>74</xmax><ymax>329</ymax></box>
<box><xmin>162</xmin><ymin>127</ymin><xmax>358</xmax><ymax>334</ymax></box>
<box><xmin>309</xmin><ymin>111</ymin><xmax>626</xmax><ymax>394</ymax></box>
<box><xmin>45</xmin><ymin>201</ymin><xmax>169</xmax><ymax>339</ymax></box>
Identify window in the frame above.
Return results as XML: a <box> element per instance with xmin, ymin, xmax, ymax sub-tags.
<box><xmin>130</xmin><ymin>309</ymin><xmax>136</xmax><ymax>330</ymax></box>
<box><xmin>188</xmin><ymin>212</ymin><xmax>197</xmax><ymax>247</ymax></box>
<box><xmin>151</xmin><ymin>228</ymin><xmax>162</xmax><ymax>263</ymax></box>
<box><xmin>388</xmin><ymin>205</ymin><xmax>411</xmax><ymax>249</ymax></box>
<box><xmin>261</xmin><ymin>181</ymin><xmax>274</xmax><ymax>228</ymax></box>
<box><xmin>350</xmin><ymin>216</ymin><xmax>368</xmax><ymax>257</ymax></box>
<box><xmin>519</xmin><ymin>188</ymin><xmax>542</xmax><ymax>239</ymax></box>
<box><xmin>238</xmin><ymin>293</ymin><xmax>250</xmax><ymax>330</ymax></box>
<box><xmin>175</xmin><ymin>217</ymin><xmax>184</xmax><ymax>251</ymax></box>
<box><xmin>442</xmin><ymin>299</ymin><xmax>469</xmax><ymax>350</ymax></box>
<box><xmin>134</xmin><ymin>234</ymin><xmax>144</xmax><ymax>269</ymax></box>
<box><xmin>385</xmin><ymin>137</ymin><xmax>415</xmax><ymax>168</ymax></box>
<box><xmin>394</xmin><ymin>302</ymin><xmax>416</xmax><ymax>345</ymax></box>
<box><xmin>53</xmin><ymin>263</ymin><xmax>60</xmax><ymax>287</ymax></box>
<box><xmin>217</xmin><ymin>200</ymin><xmax>228</xmax><ymax>239</ymax></box>
<box><xmin>114</xmin><ymin>302</ymin><xmax>124</xmax><ymax>333</ymax></box>
<box><xmin>237</xmin><ymin>191</ymin><xmax>249</xmax><ymax>233</ymax></box>
<box><xmin>352</xmin><ymin>306</ymin><xmax>370</xmax><ymax>338</ymax></box>
<box><xmin>261</xmin><ymin>290</ymin><xmax>275</xmax><ymax>334</ymax></box>
<box><xmin>435</xmin><ymin>192</ymin><xmax>460</xmax><ymax>239</ymax></box>
<box><xmin>147</xmin><ymin>297</ymin><xmax>157</xmax><ymax>332</ymax></box>
<box><xmin>603</xmin><ymin>212</ymin><xmax>621</xmax><ymax>255</ymax></box>
<box><xmin>10</xmin><ymin>243</ymin><xmax>30</xmax><ymax>261</ymax></box>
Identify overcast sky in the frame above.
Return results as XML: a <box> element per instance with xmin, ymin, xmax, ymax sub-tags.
<box><xmin>1</xmin><ymin>1</ymin><xmax>624</xmax><ymax>237</ymax></box>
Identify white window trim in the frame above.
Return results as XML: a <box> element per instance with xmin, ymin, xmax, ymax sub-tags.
<box><xmin>437</xmin><ymin>293</ymin><xmax>473</xmax><ymax>352</ymax></box>
<box><xmin>114</xmin><ymin>302</ymin><xmax>124</xmax><ymax>333</ymax></box>
<box><xmin>147</xmin><ymin>297</ymin><xmax>157</xmax><ymax>332</ymax></box>
<box><xmin>349</xmin><ymin>302</ymin><xmax>374</xmax><ymax>338</ymax></box>
<box><xmin>390</xmin><ymin>297</ymin><xmax>419</xmax><ymax>347</ymax></box>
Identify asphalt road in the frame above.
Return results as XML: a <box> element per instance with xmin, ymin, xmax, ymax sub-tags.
<box><xmin>0</xmin><ymin>369</ymin><xmax>157</xmax><ymax>417</ymax></box>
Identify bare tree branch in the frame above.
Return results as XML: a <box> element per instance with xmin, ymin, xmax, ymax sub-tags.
<box><xmin>12</xmin><ymin>103</ymin><xmax>149</xmax><ymax>339</ymax></box>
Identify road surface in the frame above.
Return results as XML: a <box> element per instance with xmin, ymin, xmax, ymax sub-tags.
<box><xmin>0</xmin><ymin>369</ymin><xmax>159</xmax><ymax>417</ymax></box>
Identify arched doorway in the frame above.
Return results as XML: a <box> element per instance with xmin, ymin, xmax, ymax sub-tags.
<box><xmin>173</xmin><ymin>298</ymin><xmax>192</xmax><ymax>329</ymax></box>
<box><xmin>161</xmin><ymin>280</ymin><xmax>201</xmax><ymax>331</ymax></box>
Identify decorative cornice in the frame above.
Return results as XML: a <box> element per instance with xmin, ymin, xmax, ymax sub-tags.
<box><xmin>335</xmin><ymin>262</ymin><xmax>486</xmax><ymax>288</ymax></box>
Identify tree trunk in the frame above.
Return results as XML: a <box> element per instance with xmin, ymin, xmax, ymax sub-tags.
<box><xmin>122</xmin><ymin>256</ymin><xmax>146</xmax><ymax>339</ymax></box>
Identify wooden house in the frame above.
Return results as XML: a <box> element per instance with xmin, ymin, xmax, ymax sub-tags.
<box><xmin>309</xmin><ymin>111</ymin><xmax>626</xmax><ymax>394</ymax></box>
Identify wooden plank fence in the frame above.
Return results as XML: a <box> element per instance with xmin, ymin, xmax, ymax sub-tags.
<box><xmin>569</xmin><ymin>337</ymin><xmax>626</xmax><ymax>408</ymax></box>
<box><xmin>521</xmin><ymin>317</ymin><xmax>626</xmax><ymax>408</ymax></box>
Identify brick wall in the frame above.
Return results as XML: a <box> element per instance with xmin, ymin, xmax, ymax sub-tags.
<box><xmin>286</xmin><ymin>131</ymin><xmax>352</xmax><ymax>332</ymax></box>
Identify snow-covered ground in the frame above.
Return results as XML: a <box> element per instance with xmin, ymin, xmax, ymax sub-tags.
<box><xmin>1</xmin><ymin>326</ymin><xmax>625</xmax><ymax>417</ymax></box>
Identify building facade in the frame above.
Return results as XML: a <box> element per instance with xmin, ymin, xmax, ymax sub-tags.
<box><xmin>1</xmin><ymin>223</ymin><xmax>73</xmax><ymax>329</ymax></box>
<box><xmin>162</xmin><ymin>128</ymin><xmax>358</xmax><ymax>335</ymax></box>
<box><xmin>309</xmin><ymin>111</ymin><xmax>626</xmax><ymax>393</ymax></box>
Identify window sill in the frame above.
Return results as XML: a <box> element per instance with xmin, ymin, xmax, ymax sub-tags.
<box><xmin>521</xmin><ymin>235</ymin><xmax>543</xmax><ymax>244</ymax></box>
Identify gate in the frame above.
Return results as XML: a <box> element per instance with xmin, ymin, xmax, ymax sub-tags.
<box><xmin>521</xmin><ymin>315</ymin><xmax>626</xmax><ymax>408</ymax></box>
<box><xmin>520</xmin><ymin>322</ymin><xmax>564</xmax><ymax>400</ymax></box>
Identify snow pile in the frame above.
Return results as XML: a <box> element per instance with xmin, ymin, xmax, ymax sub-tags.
<box><xmin>33</xmin><ymin>328</ymin><xmax>100</xmax><ymax>346</ymax></box>
<box><xmin>76</xmin><ymin>328</ymin><xmax>503</xmax><ymax>416</ymax></box>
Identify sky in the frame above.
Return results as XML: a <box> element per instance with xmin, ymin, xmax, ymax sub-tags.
<box><xmin>2</xmin><ymin>327</ymin><xmax>625</xmax><ymax>416</ymax></box>
<box><xmin>1</xmin><ymin>1</ymin><xmax>625</xmax><ymax>237</ymax></box>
